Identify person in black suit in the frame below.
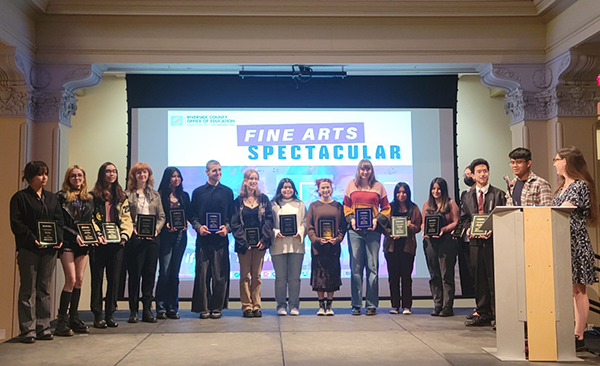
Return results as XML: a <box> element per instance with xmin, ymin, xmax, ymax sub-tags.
<box><xmin>461</xmin><ymin>158</ymin><xmax>506</xmax><ymax>327</ymax></box>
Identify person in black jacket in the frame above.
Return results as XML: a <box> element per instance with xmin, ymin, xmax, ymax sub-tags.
<box><xmin>190</xmin><ymin>160</ymin><xmax>234</xmax><ymax>320</ymax></box>
<box><xmin>155</xmin><ymin>167</ymin><xmax>191</xmax><ymax>320</ymax></box>
<box><xmin>231</xmin><ymin>169</ymin><xmax>274</xmax><ymax>318</ymax></box>
<box><xmin>10</xmin><ymin>161</ymin><xmax>64</xmax><ymax>343</ymax></box>
<box><xmin>55</xmin><ymin>165</ymin><xmax>95</xmax><ymax>336</ymax></box>
<box><xmin>461</xmin><ymin>158</ymin><xmax>506</xmax><ymax>327</ymax></box>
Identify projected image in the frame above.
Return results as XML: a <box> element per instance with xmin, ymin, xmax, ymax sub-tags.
<box><xmin>166</xmin><ymin>110</ymin><xmax>414</xmax><ymax>280</ymax></box>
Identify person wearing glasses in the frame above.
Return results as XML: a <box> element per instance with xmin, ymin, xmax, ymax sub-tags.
<box><xmin>90</xmin><ymin>162</ymin><xmax>133</xmax><ymax>329</ymax></box>
<box><xmin>505</xmin><ymin>147</ymin><xmax>552</xmax><ymax>207</ymax></box>
<box><xmin>552</xmin><ymin>147</ymin><xmax>599</xmax><ymax>351</ymax></box>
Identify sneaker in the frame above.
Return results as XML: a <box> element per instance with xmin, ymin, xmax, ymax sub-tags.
<box><xmin>431</xmin><ymin>307</ymin><xmax>442</xmax><ymax>316</ymax></box>
<box><xmin>317</xmin><ymin>307</ymin><xmax>326</xmax><ymax>316</ymax></box>
<box><xmin>199</xmin><ymin>312</ymin><xmax>210</xmax><ymax>319</ymax></box>
<box><xmin>210</xmin><ymin>311</ymin><xmax>222</xmax><ymax>319</ymax></box>
<box><xmin>253</xmin><ymin>309</ymin><xmax>262</xmax><ymax>318</ymax></box>
<box><xmin>465</xmin><ymin>316</ymin><xmax>493</xmax><ymax>327</ymax></box>
<box><xmin>439</xmin><ymin>308</ymin><xmax>454</xmax><ymax>317</ymax></box>
<box><xmin>289</xmin><ymin>308</ymin><xmax>300</xmax><ymax>316</ymax></box>
<box><xmin>402</xmin><ymin>308</ymin><xmax>412</xmax><ymax>315</ymax></box>
<box><xmin>243</xmin><ymin>310</ymin><xmax>254</xmax><ymax>318</ymax></box>
<box><xmin>351</xmin><ymin>307</ymin><xmax>361</xmax><ymax>316</ymax></box>
<box><xmin>366</xmin><ymin>307</ymin><xmax>376</xmax><ymax>316</ymax></box>
<box><xmin>325</xmin><ymin>308</ymin><xmax>335</xmax><ymax>316</ymax></box>
<box><xmin>277</xmin><ymin>308</ymin><xmax>288</xmax><ymax>316</ymax></box>
<box><xmin>389</xmin><ymin>308</ymin><xmax>399</xmax><ymax>314</ymax></box>
<box><xmin>156</xmin><ymin>312</ymin><xmax>167</xmax><ymax>320</ymax></box>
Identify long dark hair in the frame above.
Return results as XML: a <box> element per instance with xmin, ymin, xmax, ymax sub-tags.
<box><xmin>555</xmin><ymin>146</ymin><xmax>599</xmax><ymax>225</ymax></box>
<box><xmin>426</xmin><ymin>177</ymin><xmax>451</xmax><ymax>214</ymax></box>
<box><xmin>92</xmin><ymin>162</ymin><xmax>126</xmax><ymax>204</ymax></box>
<box><xmin>273</xmin><ymin>178</ymin><xmax>300</xmax><ymax>206</ymax></box>
<box><xmin>158</xmin><ymin>167</ymin><xmax>185</xmax><ymax>211</ymax></box>
<box><xmin>391</xmin><ymin>182</ymin><xmax>415</xmax><ymax>216</ymax></box>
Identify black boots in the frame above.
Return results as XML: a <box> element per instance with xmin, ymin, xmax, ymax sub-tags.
<box><xmin>54</xmin><ymin>314</ymin><xmax>74</xmax><ymax>337</ymax></box>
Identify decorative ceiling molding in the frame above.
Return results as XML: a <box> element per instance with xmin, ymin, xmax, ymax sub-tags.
<box><xmin>44</xmin><ymin>0</ymin><xmax>538</xmax><ymax>17</ymax></box>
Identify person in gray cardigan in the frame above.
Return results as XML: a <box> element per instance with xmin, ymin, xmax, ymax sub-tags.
<box><xmin>125</xmin><ymin>162</ymin><xmax>165</xmax><ymax>324</ymax></box>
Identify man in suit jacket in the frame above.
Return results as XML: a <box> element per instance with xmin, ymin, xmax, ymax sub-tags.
<box><xmin>461</xmin><ymin>158</ymin><xmax>506</xmax><ymax>326</ymax></box>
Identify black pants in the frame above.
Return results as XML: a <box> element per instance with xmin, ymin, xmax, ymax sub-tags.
<box><xmin>90</xmin><ymin>244</ymin><xmax>124</xmax><ymax>319</ymax></box>
<box><xmin>17</xmin><ymin>249</ymin><xmax>56</xmax><ymax>338</ymax></box>
<box><xmin>470</xmin><ymin>240</ymin><xmax>495</xmax><ymax>319</ymax></box>
<box><xmin>423</xmin><ymin>235</ymin><xmax>457</xmax><ymax>310</ymax></box>
<box><xmin>457</xmin><ymin>239</ymin><xmax>475</xmax><ymax>297</ymax></box>
<box><xmin>191</xmin><ymin>241</ymin><xmax>230</xmax><ymax>313</ymax></box>
<box><xmin>384</xmin><ymin>247</ymin><xmax>414</xmax><ymax>310</ymax></box>
<box><xmin>126</xmin><ymin>236</ymin><xmax>159</xmax><ymax>312</ymax></box>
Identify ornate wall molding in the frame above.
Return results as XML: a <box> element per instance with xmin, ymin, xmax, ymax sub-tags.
<box><xmin>556</xmin><ymin>85</ymin><xmax>600</xmax><ymax>117</ymax></box>
<box><xmin>0</xmin><ymin>46</ymin><xmax>32</xmax><ymax>117</ymax></box>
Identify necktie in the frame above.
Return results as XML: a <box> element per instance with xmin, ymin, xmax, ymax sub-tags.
<box><xmin>478</xmin><ymin>190</ymin><xmax>484</xmax><ymax>214</ymax></box>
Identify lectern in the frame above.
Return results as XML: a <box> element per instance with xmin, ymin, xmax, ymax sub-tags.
<box><xmin>483</xmin><ymin>206</ymin><xmax>578</xmax><ymax>362</ymax></box>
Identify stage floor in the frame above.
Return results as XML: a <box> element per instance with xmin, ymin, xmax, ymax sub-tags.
<box><xmin>1</xmin><ymin>300</ymin><xmax>599</xmax><ymax>366</ymax></box>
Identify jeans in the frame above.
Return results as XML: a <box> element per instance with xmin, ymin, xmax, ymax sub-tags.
<box><xmin>347</xmin><ymin>229</ymin><xmax>382</xmax><ymax>309</ymax></box>
<box><xmin>155</xmin><ymin>230</ymin><xmax>187</xmax><ymax>314</ymax></box>
<box><xmin>271</xmin><ymin>253</ymin><xmax>304</xmax><ymax>310</ymax></box>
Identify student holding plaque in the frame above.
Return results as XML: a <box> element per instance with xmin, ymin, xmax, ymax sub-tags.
<box><xmin>306</xmin><ymin>178</ymin><xmax>346</xmax><ymax>315</ymax></box>
<box><xmin>155</xmin><ymin>167</ymin><xmax>191</xmax><ymax>320</ymax></box>
<box><xmin>190</xmin><ymin>160</ymin><xmax>234</xmax><ymax>320</ymax></box>
<box><xmin>231</xmin><ymin>169</ymin><xmax>274</xmax><ymax>318</ymax></box>
<box><xmin>55</xmin><ymin>165</ymin><xmax>96</xmax><ymax>336</ymax></box>
<box><xmin>461</xmin><ymin>158</ymin><xmax>505</xmax><ymax>327</ymax></box>
<box><xmin>270</xmin><ymin>178</ymin><xmax>307</xmax><ymax>316</ymax></box>
<box><xmin>420</xmin><ymin>177</ymin><xmax>459</xmax><ymax>317</ymax></box>
<box><xmin>552</xmin><ymin>147</ymin><xmax>599</xmax><ymax>350</ymax></box>
<box><xmin>10</xmin><ymin>161</ymin><xmax>64</xmax><ymax>343</ymax></box>
<box><xmin>90</xmin><ymin>162</ymin><xmax>134</xmax><ymax>329</ymax></box>
<box><xmin>383</xmin><ymin>182</ymin><xmax>422</xmax><ymax>315</ymax></box>
<box><xmin>343</xmin><ymin>159</ymin><xmax>391</xmax><ymax>316</ymax></box>
<box><xmin>125</xmin><ymin>162</ymin><xmax>166</xmax><ymax>324</ymax></box>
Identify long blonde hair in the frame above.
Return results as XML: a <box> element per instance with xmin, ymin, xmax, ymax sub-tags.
<box><xmin>62</xmin><ymin>165</ymin><xmax>92</xmax><ymax>202</ymax></box>
<box><xmin>239</xmin><ymin>169</ymin><xmax>261</xmax><ymax>199</ymax></box>
<box><xmin>127</xmin><ymin>162</ymin><xmax>155</xmax><ymax>191</ymax></box>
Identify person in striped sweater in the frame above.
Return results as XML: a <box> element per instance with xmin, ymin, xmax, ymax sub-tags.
<box><xmin>343</xmin><ymin>159</ymin><xmax>391</xmax><ymax>316</ymax></box>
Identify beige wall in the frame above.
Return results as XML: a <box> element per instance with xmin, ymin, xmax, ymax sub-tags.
<box><xmin>456</xmin><ymin>75</ymin><xmax>512</xmax><ymax>193</ymax></box>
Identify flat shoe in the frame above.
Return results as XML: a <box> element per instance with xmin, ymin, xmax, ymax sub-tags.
<box><xmin>93</xmin><ymin>319</ymin><xmax>108</xmax><ymax>329</ymax></box>
<box><xmin>156</xmin><ymin>313</ymin><xmax>167</xmax><ymax>320</ymax></box>
<box><xmin>20</xmin><ymin>336</ymin><xmax>36</xmax><ymax>344</ymax></box>
<box><xmin>36</xmin><ymin>333</ymin><xmax>54</xmax><ymax>341</ymax></box>
<box><xmin>253</xmin><ymin>309</ymin><xmax>262</xmax><ymax>318</ymax></box>
<box><xmin>167</xmin><ymin>312</ymin><xmax>180</xmax><ymax>319</ymax></box>
<box><xmin>243</xmin><ymin>310</ymin><xmax>254</xmax><ymax>318</ymax></box>
<box><xmin>106</xmin><ymin>318</ymin><xmax>118</xmax><ymax>328</ymax></box>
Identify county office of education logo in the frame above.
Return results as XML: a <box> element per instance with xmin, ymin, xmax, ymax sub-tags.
<box><xmin>170</xmin><ymin>115</ymin><xmax>183</xmax><ymax>126</ymax></box>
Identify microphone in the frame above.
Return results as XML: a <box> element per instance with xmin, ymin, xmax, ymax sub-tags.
<box><xmin>503</xmin><ymin>175</ymin><xmax>513</xmax><ymax>191</ymax></box>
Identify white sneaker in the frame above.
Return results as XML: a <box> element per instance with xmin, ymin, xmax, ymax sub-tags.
<box><xmin>289</xmin><ymin>308</ymin><xmax>300</xmax><ymax>316</ymax></box>
<box><xmin>390</xmin><ymin>308</ymin><xmax>399</xmax><ymax>314</ymax></box>
<box><xmin>325</xmin><ymin>308</ymin><xmax>335</xmax><ymax>316</ymax></box>
<box><xmin>277</xmin><ymin>308</ymin><xmax>287</xmax><ymax>316</ymax></box>
<box><xmin>316</xmin><ymin>307</ymin><xmax>326</xmax><ymax>316</ymax></box>
<box><xmin>402</xmin><ymin>308</ymin><xmax>412</xmax><ymax>315</ymax></box>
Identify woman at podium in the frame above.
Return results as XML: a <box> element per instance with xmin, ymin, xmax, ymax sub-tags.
<box><xmin>552</xmin><ymin>146</ymin><xmax>599</xmax><ymax>351</ymax></box>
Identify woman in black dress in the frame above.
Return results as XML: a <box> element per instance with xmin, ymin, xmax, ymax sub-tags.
<box><xmin>155</xmin><ymin>167</ymin><xmax>190</xmax><ymax>320</ymax></box>
<box><xmin>306</xmin><ymin>178</ymin><xmax>346</xmax><ymax>315</ymax></box>
<box><xmin>55</xmin><ymin>165</ymin><xmax>95</xmax><ymax>336</ymax></box>
<box><xmin>10</xmin><ymin>161</ymin><xmax>64</xmax><ymax>343</ymax></box>
<box><xmin>552</xmin><ymin>146</ymin><xmax>599</xmax><ymax>350</ymax></box>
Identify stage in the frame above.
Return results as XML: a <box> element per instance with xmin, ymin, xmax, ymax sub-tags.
<box><xmin>1</xmin><ymin>300</ymin><xmax>599</xmax><ymax>366</ymax></box>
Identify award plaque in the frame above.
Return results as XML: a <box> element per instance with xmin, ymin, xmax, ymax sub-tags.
<box><xmin>37</xmin><ymin>221</ymin><xmax>57</xmax><ymax>247</ymax></box>
<box><xmin>102</xmin><ymin>223</ymin><xmax>121</xmax><ymax>244</ymax></box>
<box><xmin>451</xmin><ymin>217</ymin><xmax>469</xmax><ymax>239</ymax></box>
<box><xmin>318</xmin><ymin>219</ymin><xmax>335</xmax><ymax>239</ymax></box>
<box><xmin>77</xmin><ymin>223</ymin><xmax>98</xmax><ymax>244</ymax></box>
<box><xmin>470</xmin><ymin>214</ymin><xmax>490</xmax><ymax>236</ymax></box>
<box><xmin>279</xmin><ymin>214</ymin><xmax>297</xmax><ymax>236</ymax></box>
<box><xmin>245</xmin><ymin>227</ymin><xmax>260</xmax><ymax>247</ymax></box>
<box><xmin>170</xmin><ymin>209</ymin><xmax>186</xmax><ymax>230</ymax></box>
<box><xmin>355</xmin><ymin>208</ymin><xmax>373</xmax><ymax>229</ymax></box>
<box><xmin>206</xmin><ymin>212</ymin><xmax>222</xmax><ymax>232</ymax></box>
<box><xmin>424</xmin><ymin>215</ymin><xmax>441</xmax><ymax>236</ymax></box>
<box><xmin>391</xmin><ymin>216</ymin><xmax>408</xmax><ymax>237</ymax></box>
<box><xmin>136</xmin><ymin>214</ymin><xmax>156</xmax><ymax>238</ymax></box>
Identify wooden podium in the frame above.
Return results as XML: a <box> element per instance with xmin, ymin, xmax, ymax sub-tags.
<box><xmin>483</xmin><ymin>206</ymin><xmax>578</xmax><ymax>362</ymax></box>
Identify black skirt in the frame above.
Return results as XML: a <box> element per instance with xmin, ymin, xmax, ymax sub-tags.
<box><xmin>310</xmin><ymin>243</ymin><xmax>342</xmax><ymax>292</ymax></box>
